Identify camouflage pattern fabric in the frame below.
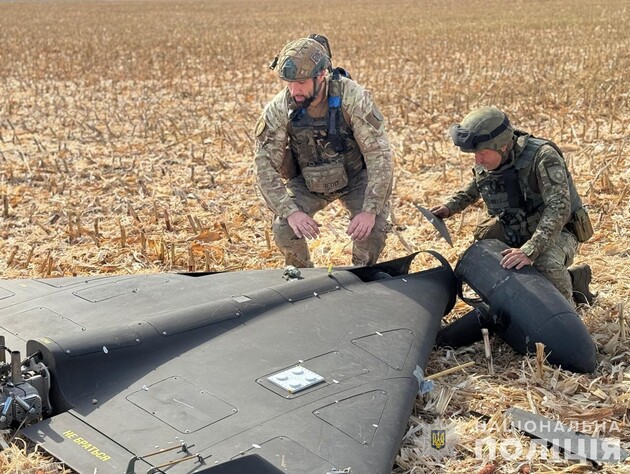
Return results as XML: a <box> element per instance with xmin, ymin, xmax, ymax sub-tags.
<box><xmin>254</xmin><ymin>75</ymin><xmax>393</xmax><ymax>266</ymax></box>
<box><xmin>451</xmin><ymin>106</ymin><xmax>514</xmax><ymax>153</ymax></box>
<box><xmin>288</xmin><ymin>106</ymin><xmax>364</xmax><ymax>192</ymax></box>
<box><xmin>275</xmin><ymin>38</ymin><xmax>330</xmax><ymax>81</ymax></box>
<box><xmin>474</xmin><ymin>216</ymin><xmax>578</xmax><ymax>300</ymax></box>
<box><xmin>273</xmin><ymin>170</ymin><xmax>390</xmax><ymax>267</ymax></box>
<box><xmin>444</xmin><ymin>133</ymin><xmax>581</xmax><ymax>301</ymax></box>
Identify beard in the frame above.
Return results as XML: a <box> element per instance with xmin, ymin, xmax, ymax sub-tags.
<box><xmin>290</xmin><ymin>94</ymin><xmax>315</xmax><ymax>110</ymax></box>
<box><xmin>289</xmin><ymin>78</ymin><xmax>322</xmax><ymax>110</ymax></box>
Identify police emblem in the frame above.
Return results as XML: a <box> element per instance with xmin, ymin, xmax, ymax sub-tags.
<box><xmin>417</xmin><ymin>421</ymin><xmax>456</xmax><ymax>459</ymax></box>
<box><xmin>431</xmin><ymin>429</ymin><xmax>446</xmax><ymax>450</ymax></box>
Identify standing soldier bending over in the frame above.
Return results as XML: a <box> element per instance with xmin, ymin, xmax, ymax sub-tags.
<box><xmin>254</xmin><ymin>35</ymin><xmax>393</xmax><ymax>268</ymax></box>
<box><xmin>431</xmin><ymin>106</ymin><xmax>594</xmax><ymax>306</ymax></box>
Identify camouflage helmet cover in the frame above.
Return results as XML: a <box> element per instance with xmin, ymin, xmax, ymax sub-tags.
<box><xmin>449</xmin><ymin>106</ymin><xmax>514</xmax><ymax>153</ymax></box>
<box><xmin>275</xmin><ymin>38</ymin><xmax>331</xmax><ymax>81</ymax></box>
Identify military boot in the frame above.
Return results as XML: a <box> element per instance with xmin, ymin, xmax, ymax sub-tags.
<box><xmin>569</xmin><ymin>263</ymin><xmax>595</xmax><ymax>306</ymax></box>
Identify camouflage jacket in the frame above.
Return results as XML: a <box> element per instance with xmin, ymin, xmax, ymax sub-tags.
<box><xmin>444</xmin><ymin>133</ymin><xmax>580</xmax><ymax>260</ymax></box>
<box><xmin>254</xmin><ymin>76</ymin><xmax>393</xmax><ymax>219</ymax></box>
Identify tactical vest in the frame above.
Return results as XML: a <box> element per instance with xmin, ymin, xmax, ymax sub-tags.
<box><xmin>287</xmin><ymin>80</ymin><xmax>365</xmax><ymax>194</ymax></box>
<box><xmin>475</xmin><ymin>134</ymin><xmax>583</xmax><ymax>246</ymax></box>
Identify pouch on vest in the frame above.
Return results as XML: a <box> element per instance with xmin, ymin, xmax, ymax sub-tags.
<box><xmin>279</xmin><ymin>146</ymin><xmax>298</xmax><ymax>180</ymax></box>
<box><xmin>568</xmin><ymin>207</ymin><xmax>594</xmax><ymax>243</ymax></box>
<box><xmin>302</xmin><ymin>162</ymin><xmax>348</xmax><ymax>194</ymax></box>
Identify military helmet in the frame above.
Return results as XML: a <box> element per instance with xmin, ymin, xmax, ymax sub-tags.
<box><xmin>273</xmin><ymin>37</ymin><xmax>331</xmax><ymax>82</ymax></box>
<box><xmin>449</xmin><ymin>106</ymin><xmax>514</xmax><ymax>153</ymax></box>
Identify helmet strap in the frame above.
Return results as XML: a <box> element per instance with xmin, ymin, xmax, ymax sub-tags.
<box><xmin>312</xmin><ymin>76</ymin><xmax>322</xmax><ymax>100</ymax></box>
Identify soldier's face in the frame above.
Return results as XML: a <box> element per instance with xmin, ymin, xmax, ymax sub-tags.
<box><xmin>474</xmin><ymin>149</ymin><xmax>503</xmax><ymax>170</ymax></box>
<box><xmin>287</xmin><ymin>78</ymin><xmax>313</xmax><ymax>104</ymax></box>
<box><xmin>286</xmin><ymin>72</ymin><xmax>326</xmax><ymax>109</ymax></box>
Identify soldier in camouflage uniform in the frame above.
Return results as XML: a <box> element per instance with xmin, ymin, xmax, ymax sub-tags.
<box><xmin>254</xmin><ymin>36</ymin><xmax>393</xmax><ymax>267</ymax></box>
<box><xmin>431</xmin><ymin>106</ymin><xmax>594</xmax><ymax>304</ymax></box>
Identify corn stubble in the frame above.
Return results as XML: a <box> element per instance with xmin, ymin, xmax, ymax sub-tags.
<box><xmin>0</xmin><ymin>0</ymin><xmax>629</xmax><ymax>472</ymax></box>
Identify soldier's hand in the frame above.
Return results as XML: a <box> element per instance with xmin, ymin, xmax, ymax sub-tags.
<box><xmin>500</xmin><ymin>248</ymin><xmax>532</xmax><ymax>270</ymax></box>
<box><xmin>430</xmin><ymin>205</ymin><xmax>450</xmax><ymax>219</ymax></box>
<box><xmin>347</xmin><ymin>212</ymin><xmax>376</xmax><ymax>241</ymax></box>
<box><xmin>287</xmin><ymin>211</ymin><xmax>320</xmax><ymax>240</ymax></box>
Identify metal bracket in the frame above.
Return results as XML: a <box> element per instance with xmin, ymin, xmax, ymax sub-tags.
<box><xmin>125</xmin><ymin>443</ymin><xmax>206</xmax><ymax>474</ymax></box>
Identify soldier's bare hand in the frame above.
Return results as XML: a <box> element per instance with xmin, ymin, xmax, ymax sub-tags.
<box><xmin>500</xmin><ymin>248</ymin><xmax>532</xmax><ymax>270</ymax></box>
<box><xmin>347</xmin><ymin>212</ymin><xmax>376</xmax><ymax>241</ymax></box>
<box><xmin>287</xmin><ymin>211</ymin><xmax>320</xmax><ymax>240</ymax></box>
<box><xmin>430</xmin><ymin>205</ymin><xmax>450</xmax><ymax>219</ymax></box>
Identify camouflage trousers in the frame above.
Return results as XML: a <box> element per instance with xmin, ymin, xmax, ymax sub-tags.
<box><xmin>474</xmin><ymin>217</ymin><xmax>578</xmax><ymax>302</ymax></box>
<box><xmin>272</xmin><ymin>169</ymin><xmax>390</xmax><ymax>268</ymax></box>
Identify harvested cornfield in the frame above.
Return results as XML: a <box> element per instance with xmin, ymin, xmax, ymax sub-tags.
<box><xmin>0</xmin><ymin>0</ymin><xmax>629</xmax><ymax>472</ymax></box>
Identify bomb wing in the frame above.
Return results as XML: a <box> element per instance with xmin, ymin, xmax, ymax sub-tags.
<box><xmin>0</xmin><ymin>253</ymin><xmax>456</xmax><ymax>474</ymax></box>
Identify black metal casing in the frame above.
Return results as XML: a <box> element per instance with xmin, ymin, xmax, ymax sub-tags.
<box><xmin>0</xmin><ymin>253</ymin><xmax>456</xmax><ymax>473</ymax></box>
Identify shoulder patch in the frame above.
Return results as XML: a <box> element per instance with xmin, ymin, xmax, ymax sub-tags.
<box><xmin>545</xmin><ymin>164</ymin><xmax>567</xmax><ymax>185</ymax></box>
<box><xmin>366</xmin><ymin>106</ymin><xmax>384</xmax><ymax>131</ymax></box>
<box><xmin>255</xmin><ymin>117</ymin><xmax>267</xmax><ymax>137</ymax></box>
